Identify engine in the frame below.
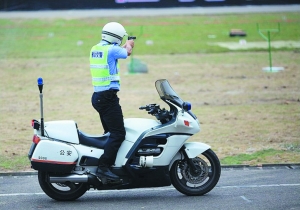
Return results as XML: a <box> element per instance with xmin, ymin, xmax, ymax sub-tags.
<box><xmin>137</xmin><ymin>147</ymin><xmax>162</xmax><ymax>156</ymax></box>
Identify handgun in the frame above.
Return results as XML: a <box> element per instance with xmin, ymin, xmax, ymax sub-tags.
<box><xmin>128</xmin><ymin>36</ymin><xmax>136</xmax><ymax>40</ymax></box>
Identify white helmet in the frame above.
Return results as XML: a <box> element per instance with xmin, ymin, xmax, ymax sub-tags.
<box><xmin>102</xmin><ymin>22</ymin><xmax>128</xmax><ymax>45</ymax></box>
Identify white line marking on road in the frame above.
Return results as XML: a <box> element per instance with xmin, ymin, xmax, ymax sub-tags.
<box><xmin>218</xmin><ymin>183</ymin><xmax>300</xmax><ymax>189</ymax></box>
<box><xmin>0</xmin><ymin>192</ymin><xmax>45</xmax><ymax>196</ymax></box>
<box><xmin>0</xmin><ymin>183</ymin><xmax>299</xmax><ymax>197</ymax></box>
<box><xmin>0</xmin><ymin>187</ymin><xmax>174</xmax><ymax>197</ymax></box>
<box><xmin>240</xmin><ymin>195</ymin><xmax>252</xmax><ymax>203</ymax></box>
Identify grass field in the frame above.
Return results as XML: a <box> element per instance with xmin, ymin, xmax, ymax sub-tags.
<box><xmin>0</xmin><ymin>12</ymin><xmax>299</xmax><ymax>171</ymax></box>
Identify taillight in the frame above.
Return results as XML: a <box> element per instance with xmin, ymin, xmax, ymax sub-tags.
<box><xmin>32</xmin><ymin>134</ymin><xmax>41</xmax><ymax>144</ymax></box>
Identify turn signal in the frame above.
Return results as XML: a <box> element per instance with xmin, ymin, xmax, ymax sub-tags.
<box><xmin>32</xmin><ymin>134</ymin><xmax>41</xmax><ymax>144</ymax></box>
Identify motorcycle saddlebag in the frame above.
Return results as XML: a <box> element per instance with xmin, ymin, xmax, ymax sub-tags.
<box><xmin>31</xmin><ymin>140</ymin><xmax>78</xmax><ymax>173</ymax></box>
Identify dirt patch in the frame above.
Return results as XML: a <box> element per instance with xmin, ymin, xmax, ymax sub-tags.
<box><xmin>208</xmin><ymin>40</ymin><xmax>300</xmax><ymax>50</ymax></box>
<box><xmin>1</xmin><ymin>51</ymin><xmax>300</xmax><ymax>171</ymax></box>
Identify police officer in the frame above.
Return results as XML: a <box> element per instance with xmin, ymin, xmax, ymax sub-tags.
<box><xmin>90</xmin><ymin>22</ymin><xmax>134</xmax><ymax>180</ymax></box>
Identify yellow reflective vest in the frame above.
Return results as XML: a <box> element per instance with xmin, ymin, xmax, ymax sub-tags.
<box><xmin>90</xmin><ymin>44</ymin><xmax>120</xmax><ymax>87</ymax></box>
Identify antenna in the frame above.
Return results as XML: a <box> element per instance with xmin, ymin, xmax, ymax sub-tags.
<box><xmin>37</xmin><ymin>77</ymin><xmax>45</xmax><ymax>136</ymax></box>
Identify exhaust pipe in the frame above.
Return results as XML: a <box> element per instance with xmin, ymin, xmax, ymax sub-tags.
<box><xmin>49</xmin><ymin>174</ymin><xmax>89</xmax><ymax>183</ymax></box>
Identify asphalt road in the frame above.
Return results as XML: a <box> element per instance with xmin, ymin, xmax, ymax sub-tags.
<box><xmin>1</xmin><ymin>166</ymin><xmax>299</xmax><ymax>210</ymax></box>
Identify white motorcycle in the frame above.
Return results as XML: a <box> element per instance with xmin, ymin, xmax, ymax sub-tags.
<box><xmin>28</xmin><ymin>78</ymin><xmax>221</xmax><ymax>201</ymax></box>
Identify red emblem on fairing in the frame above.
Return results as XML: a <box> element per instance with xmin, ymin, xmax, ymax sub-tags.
<box><xmin>184</xmin><ymin>120</ymin><xmax>189</xmax><ymax>126</ymax></box>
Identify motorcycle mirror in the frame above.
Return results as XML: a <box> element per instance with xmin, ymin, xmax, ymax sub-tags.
<box><xmin>182</xmin><ymin>102</ymin><xmax>192</xmax><ymax>111</ymax></box>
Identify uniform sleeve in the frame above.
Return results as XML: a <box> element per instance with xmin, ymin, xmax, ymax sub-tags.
<box><xmin>109</xmin><ymin>44</ymin><xmax>128</xmax><ymax>59</ymax></box>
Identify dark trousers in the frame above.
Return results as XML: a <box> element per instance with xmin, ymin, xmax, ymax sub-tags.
<box><xmin>91</xmin><ymin>90</ymin><xmax>126</xmax><ymax>166</ymax></box>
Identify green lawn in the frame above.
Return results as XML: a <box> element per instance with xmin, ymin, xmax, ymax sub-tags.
<box><xmin>0</xmin><ymin>12</ymin><xmax>299</xmax><ymax>58</ymax></box>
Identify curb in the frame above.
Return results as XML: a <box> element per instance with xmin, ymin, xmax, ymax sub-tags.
<box><xmin>222</xmin><ymin>163</ymin><xmax>300</xmax><ymax>168</ymax></box>
<box><xmin>0</xmin><ymin>171</ymin><xmax>38</xmax><ymax>176</ymax></box>
<box><xmin>1</xmin><ymin>163</ymin><xmax>299</xmax><ymax>177</ymax></box>
<box><xmin>221</xmin><ymin>163</ymin><xmax>300</xmax><ymax>169</ymax></box>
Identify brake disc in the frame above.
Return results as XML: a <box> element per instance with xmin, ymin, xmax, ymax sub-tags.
<box><xmin>180</xmin><ymin>157</ymin><xmax>209</xmax><ymax>184</ymax></box>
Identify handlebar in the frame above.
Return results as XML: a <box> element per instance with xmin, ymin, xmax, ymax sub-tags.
<box><xmin>139</xmin><ymin>104</ymin><xmax>171</xmax><ymax>123</ymax></box>
<box><xmin>139</xmin><ymin>104</ymin><xmax>156</xmax><ymax>111</ymax></box>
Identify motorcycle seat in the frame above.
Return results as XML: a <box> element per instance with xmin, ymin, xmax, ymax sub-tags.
<box><xmin>78</xmin><ymin>131</ymin><xmax>110</xmax><ymax>149</ymax></box>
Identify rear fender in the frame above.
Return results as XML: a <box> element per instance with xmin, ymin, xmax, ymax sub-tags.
<box><xmin>169</xmin><ymin>142</ymin><xmax>210</xmax><ymax>170</ymax></box>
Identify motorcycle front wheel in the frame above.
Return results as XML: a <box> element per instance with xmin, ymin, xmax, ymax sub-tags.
<box><xmin>170</xmin><ymin>149</ymin><xmax>221</xmax><ymax>196</ymax></box>
<box><xmin>38</xmin><ymin>171</ymin><xmax>88</xmax><ymax>201</ymax></box>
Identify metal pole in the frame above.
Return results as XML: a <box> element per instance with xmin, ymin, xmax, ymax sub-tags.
<box><xmin>37</xmin><ymin>78</ymin><xmax>44</xmax><ymax>136</ymax></box>
<box><xmin>39</xmin><ymin>92</ymin><xmax>44</xmax><ymax>136</ymax></box>
<box><xmin>257</xmin><ymin>23</ymin><xmax>281</xmax><ymax>72</ymax></box>
<box><xmin>267</xmin><ymin>31</ymin><xmax>272</xmax><ymax>72</ymax></box>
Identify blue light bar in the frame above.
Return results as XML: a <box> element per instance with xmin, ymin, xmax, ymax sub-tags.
<box><xmin>37</xmin><ymin>77</ymin><xmax>43</xmax><ymax>85</ymax></box>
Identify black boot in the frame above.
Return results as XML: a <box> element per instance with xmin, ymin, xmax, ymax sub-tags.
<box><xmin>96</xmin><ymin>164</ymin><xmax>119</xmax><ymax>180</ymax></box>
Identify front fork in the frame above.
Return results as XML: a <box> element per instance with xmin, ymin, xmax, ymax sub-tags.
<box><xmin>180</xmin><ymin>146</ymin><xmax>199</xmax><ymax>174</ymax></box>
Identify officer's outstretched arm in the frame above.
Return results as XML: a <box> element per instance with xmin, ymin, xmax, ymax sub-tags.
<box><xmin>122</xmin><ymin>40</ymin><xmax>134</xmax><ymax>56</ymax></box>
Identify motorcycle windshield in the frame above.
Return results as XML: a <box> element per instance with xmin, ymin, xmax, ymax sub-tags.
<box><xmin>155</xmin><ymin>79</ymin><xmax>184</xmax><ymax>107</ymax></box>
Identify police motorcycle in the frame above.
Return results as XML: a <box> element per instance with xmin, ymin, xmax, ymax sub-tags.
<box><xmin>28</xmin><ymin>78</ymin><xmax>221</xmax><ymax>201</ymax></box>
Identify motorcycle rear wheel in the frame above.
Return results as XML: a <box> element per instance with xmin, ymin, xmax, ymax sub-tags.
<box><xmin>38</xmin><ymin>171</ymin><xmax>88</xmax><ymax>201</ymax></box>
<box><xmin>170</xmin><ymin>149</ymin><xmax>221</xmax><ymax>196</ymax></box>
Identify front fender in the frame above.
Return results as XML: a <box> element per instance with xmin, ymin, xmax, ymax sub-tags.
<box><xmin>169</xmin><ymin>142</ymin><xmax>211</xmax><ymax>170</ymax></box>
<box><xmin>184</xmin><ymin>142</ymin><xmax>211</xmax><ymax>158</ymax></box>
